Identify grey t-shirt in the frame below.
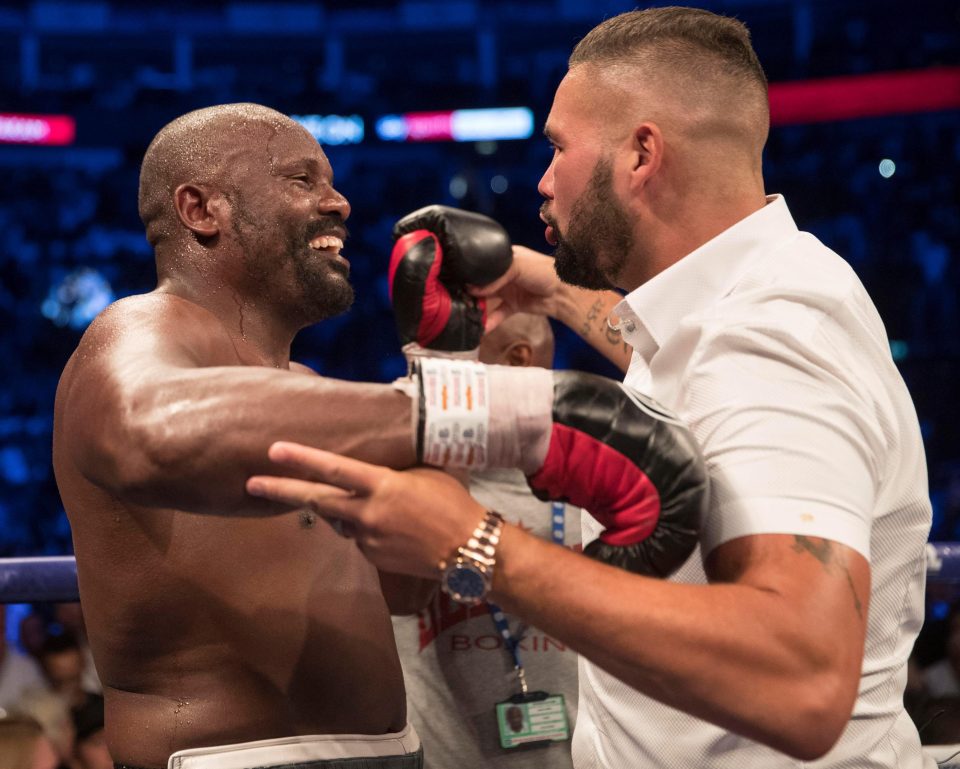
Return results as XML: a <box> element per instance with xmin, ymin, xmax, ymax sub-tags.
<box><xmin>392</xmin><ymin>468</ymin><xmax>581</xmax><ymax>769</ymax></box>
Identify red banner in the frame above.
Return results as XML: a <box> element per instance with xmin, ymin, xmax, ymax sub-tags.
<box><xmin>769</xmin><ymin>67</ymin><xmax>960</xmax><ymax>126</ymax></box>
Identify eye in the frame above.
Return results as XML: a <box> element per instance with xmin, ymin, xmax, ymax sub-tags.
<box><xmin>289</xmin><ymin>174</ymin><xmax>313</xmax><ymax>188</ymax></box>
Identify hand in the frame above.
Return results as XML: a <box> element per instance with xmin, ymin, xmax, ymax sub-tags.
<box><xmin>470</xmin><ymin>245</ymin><xmax>565</xmax><ymax>331</ymax></box>
<box><xmin>246</xmin><ymin>442</ymin><xmax>487</xmax><ymax>578</ymax></box>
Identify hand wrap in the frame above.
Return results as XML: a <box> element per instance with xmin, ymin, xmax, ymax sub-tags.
<box><xmin>403</xmin><ymin>359</ymin><xmax>707</xmax><ymax>577</ymax></box>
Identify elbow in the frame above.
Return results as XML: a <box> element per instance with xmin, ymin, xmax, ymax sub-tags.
<box><xmin>774</xmin><ymin>674</ymin><xmax>855</xmax><ymax>761</ymax></box>
<box><xmin>84</xmin><ymin>406</ymin><xmax>187</xmax><ymax>506</ymax></box>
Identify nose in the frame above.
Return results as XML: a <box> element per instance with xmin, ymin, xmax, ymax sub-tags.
<box><xmin>321</xmin><ymin>186</ymin><xmax>351</xmax><ymax>222</ymax></box>
<box><xmin>537</xmin><ymin>159</ymin><xmax>554</xmax><ymax>201</ymax></box>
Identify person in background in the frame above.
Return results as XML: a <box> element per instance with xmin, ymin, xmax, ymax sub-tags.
<box><xmin>0</xmin><ymin>713</ymin><xmax>62</xmax><ymax>769</ymax></box>
<box><xmin>17</xmin><ymin>610</ymin><xmax>49</xmax><ymax>661</ymax></box>
<box><xmin>10</xmin><ymin>688</ymin><xmax>75</xmax><ymax>767</ymax></box>
<box><xmin>36</xmin><ymin>633</ymin><xmax>87</xmax><ymax>709</ymax></box>
<box><xmin>0</xmin><ymin>608</ymin><xmax>49</xmax><ymax>711</ymax></box>
<box><xmin>52</xmin><ymin>604</ymin><xmax>101</xmax><ymax>696</ymax></box>
<box><xmin>71</xmin><ymin>693</ymin><xmax>112</xmax><ymax>769</ymax></box>
<box><xmin>391</xmin><ymin>313</ymin><xmax>581</xmax><ymax>769</ymax></box>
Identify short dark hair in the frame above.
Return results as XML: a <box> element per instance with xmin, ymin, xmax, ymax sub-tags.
<box><xmin>570</xmin><ymin>6</ymin><xmax>767</xmax><ymax>92</ymax></box>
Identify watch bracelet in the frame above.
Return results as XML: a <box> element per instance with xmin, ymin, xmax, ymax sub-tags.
<box><xmin>438</xmin><ymin>509</ymin><xmax>504</xmax><ymax>573</ymax></box>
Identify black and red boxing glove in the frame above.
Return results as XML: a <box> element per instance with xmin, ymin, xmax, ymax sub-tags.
<box><xmin>405</xmin><ymin>358</ymin><xmax>707</xmax><ymax>578</ymax></box>
<box><xmin>389</xmin><ymin>205</ymin><xmax>513</xmax><ymax>354</ymax></box>
<box><xmin>527</xmin><ymin>372</ymin><xmax>707</xmax><ymax>577</ymax></box>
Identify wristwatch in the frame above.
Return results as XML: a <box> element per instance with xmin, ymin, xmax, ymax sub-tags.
<box><xmin>438</xmin><ymin>510</ymin><xmax>504</xmax><ymax>605</ymax></box>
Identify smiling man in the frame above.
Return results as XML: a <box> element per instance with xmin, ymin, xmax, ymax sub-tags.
<box><xmin>53</xmin><ymin>104</ymin><xmax>423</xmax><ymax>769</ymax></box>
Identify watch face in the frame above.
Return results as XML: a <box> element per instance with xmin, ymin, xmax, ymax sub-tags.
<box><xmin>445</xmin><ymin>563</ymin><xmax>487</xmax><ymax>602</ymax></box>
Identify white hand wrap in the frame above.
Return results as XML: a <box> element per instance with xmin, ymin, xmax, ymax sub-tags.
<box><xmin>395</xmin><ymin>358</ymin><xmax>554</xmax><ymax>473</ymax></box>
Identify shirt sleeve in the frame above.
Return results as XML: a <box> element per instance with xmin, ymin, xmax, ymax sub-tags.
<box><xmin>681</xmin><ymin>316</ymin><xmax>886</xmax><ymax>560</ymax></box>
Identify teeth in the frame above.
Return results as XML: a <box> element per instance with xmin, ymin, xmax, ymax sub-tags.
<box><xmin>309</xmin><ymin>236</ymin><xmax>344</xmax><ymax>252</ymax></box>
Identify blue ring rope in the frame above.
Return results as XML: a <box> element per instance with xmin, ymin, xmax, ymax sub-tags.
<box><xmin>0</xmin><ymin>542</ymin><xmax>959</xmax><ymax>603</ymax></box>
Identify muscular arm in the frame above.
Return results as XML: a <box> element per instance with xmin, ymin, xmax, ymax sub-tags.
<box><xmin>492</xmin><ymin>528</ymin><xmax>869</xmax><ymax>760</ymax></box>
<box><xmin>244</xmin><ymin>443</ymin><xmax>867</xmax><ymax>758</ymax></box>
<box><xmin>55</xmin><ymin>294</ymin><xmax>415</xmax><ymax>514</ymax></box>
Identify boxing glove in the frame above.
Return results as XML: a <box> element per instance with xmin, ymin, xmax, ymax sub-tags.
<box><xmin>389</xmin><ymin>205</ymin><xmax>513</xmax><ymax>355</ymax></box>
<box><xmin>405</xmin><ymin>358</ymin><xmax>707</xmax><ymax>578</ymax></box>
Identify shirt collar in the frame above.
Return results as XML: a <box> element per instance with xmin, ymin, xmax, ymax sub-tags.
<box><xmin>612</xmin><ymin>194</ymin><xmax>798</xmax><ymax>362</ymax></box>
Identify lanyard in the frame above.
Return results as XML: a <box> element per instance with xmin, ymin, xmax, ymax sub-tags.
<box><xmin>487</xmin><ymin>501</ymin><xmax>566</xmax><ymax>694</ymax></box>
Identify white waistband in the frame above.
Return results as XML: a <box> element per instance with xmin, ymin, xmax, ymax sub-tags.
<box><xmin>167</xmin><ymin>724</ymin><xmax>420</xmax><ymax>769</ymax></box>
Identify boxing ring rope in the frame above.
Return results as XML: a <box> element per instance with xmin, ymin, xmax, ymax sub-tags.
<box><xmin>2</xmin><ymin>544</ymin><xmax>960</xmax><ymax>603</ymax></box>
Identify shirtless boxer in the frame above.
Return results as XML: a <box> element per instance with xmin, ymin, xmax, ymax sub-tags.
<box><xmin>53</xmin><ymin>104</ymin><xmax>420</xmax><ymax>769</ymax></box>
<box><xmin>53</xmin><ymin>104</ymin><xmax>705</xmax><ymax>769</ymax></box>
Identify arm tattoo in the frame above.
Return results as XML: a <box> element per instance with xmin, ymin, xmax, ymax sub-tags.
<box><xmin>792</xmin><ymin>536</ymin><xmax>864</xmax><ymax>621</ymax></box>
<box><xmin>604</xmin><ymin>323</ymin><xmax>630</xmax><ymax>353</ymax></box>
<box><xmin>581</xmin><ymin>298</ymin><xmax>603</xmax><ymax>338</ymax></box>
<box><xmin>583</xmin><ymin>298</ymin><xmax>631</xmax><ymax>353</ymax></box>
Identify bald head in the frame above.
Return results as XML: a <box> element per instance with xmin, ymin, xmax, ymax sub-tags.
<box><xmin>478</xmin><ymin>313</ymin><xmax>554</xmax><ymax>368</ymax></box>
<box><xmin>569</xmin><ymin>7</ymin><xmax>769</xmax><ymax>162</ymax></box>
<box><xmin>138</xmin><ymin>103</ymin><xmax>301</xmax><ymax>248</ymax></box>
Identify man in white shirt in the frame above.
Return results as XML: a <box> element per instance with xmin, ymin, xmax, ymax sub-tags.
<box><xmin>246</xmin><ymin>7</ymin><xmax>933</xmax><ymax>766</ymax></box>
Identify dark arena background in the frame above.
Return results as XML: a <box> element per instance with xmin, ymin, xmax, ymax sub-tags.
<box><xmin>0</xmin><ymin>0</ymin><xmax>959</xmax><ymax>746</ymax></box>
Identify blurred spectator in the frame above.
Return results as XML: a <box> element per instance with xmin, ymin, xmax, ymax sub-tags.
<box><xmin>931</xmin><ymin>461</ymin><xmax>960</xmax><ymax>542</ymax></box>
<box><xmin>908</xmin><ymin>229</ymin><xmax>958</xmax><ymax>357</ymax></box>
<box><xmin>71</xmin><ymin>693</ymin><xmax>111</xmax><ymax>769</ymax></box>
<box><xmin>17</xmin><ymin>610</ymin><xmax>48</xmax><ymax>660</ymax></box>
<box><xmin>10</xmin><ymin>688</ymin><xmax>75</xmax><ymax>766</ymax></box>
<box><xmin>36</xmin><ymin>633</ymin><xmax>87</xmax><ymax>709</ymax></box>
<box><xmin>53</xmin><ymin>603</ymin><xmax>101</xmax><ymax>695</ymax></box>
<box><xmin>0</xmin><ymin>713</ymin><xmax>61</xmax><ymax>769</ymax></box>
<box><xmin>0</xmin><ymin>608</ymin><xmax>49</xmax><ymax>710</ymax></box>
<box><xmin>924</xmin><ymin>602</ymin><xmax>960</xmax><ymax>699</ymax></box>
<box><xmin>912</xmin><ymin>696</ymin><xmax>960</xmax><ymax>746</ymax></box>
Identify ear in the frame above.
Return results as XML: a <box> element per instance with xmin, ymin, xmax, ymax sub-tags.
<box><xmin>629</xmin><ymin>122</ymin><xmax>664</xmax><ymax>190</ymax></box>
<box><xmin>504</xmin><ymin>341</ymin><xmax>533</xmax><ymax>367</ymax></box>
<box><xmin>173</xmin><ymin>183</ymin><xmax>221</xmax><ymax>238</ymax></box>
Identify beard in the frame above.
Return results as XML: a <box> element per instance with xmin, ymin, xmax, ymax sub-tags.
<box><xmin>545</xmin><ymin>157</ymin><xmax>633</xmax><ymax>291</ymax></box>
<box><xmin>231</xmin><ymin>195</ymin><xmax>355</xmax><ymax>323</ymax></box>
<box><xmin>289</xmin><ymin>218</ymin><xmax>354</xmax><ymax>322</ymax></box>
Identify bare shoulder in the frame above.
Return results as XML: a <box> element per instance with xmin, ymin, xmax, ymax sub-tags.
<box><xmin>55</xmin><ymin>292</ymin><xmax>237</xmax><ymax>421</ymax></box>
<box><xmin>73</xmin><ymin>292</ymin><xmax>236</xmax><ymax>370</ymax></box>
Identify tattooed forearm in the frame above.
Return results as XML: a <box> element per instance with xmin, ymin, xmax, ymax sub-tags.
<box><xmin>580</xmin><ymin>298</ymin><xmax>603</xmax><ymax>338</ymax></box>
<box><xmin>581</xmin><ymin>298</ymin><xmax>631</xmax><ymax>353</ymax></box>
<box><xmin>792</xmin><ymin>536</ymin><xmax>864</xmax><ymax>621</ymax></box>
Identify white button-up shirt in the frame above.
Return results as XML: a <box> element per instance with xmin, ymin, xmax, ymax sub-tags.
<box><xmin>574</xmin><ymin>195</ymin><xmax>934</xmax><ymax>768</ymax></box>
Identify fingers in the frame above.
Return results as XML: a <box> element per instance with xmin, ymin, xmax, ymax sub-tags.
<box><xmin>265</xmin><ymin>441</ymin><xmax>387</xmax><ymax>495</ymax></box>
<box><xmin>246</xmin><ymin>475</ymin><xmax>357</xmax><ymax>519</ymax></box>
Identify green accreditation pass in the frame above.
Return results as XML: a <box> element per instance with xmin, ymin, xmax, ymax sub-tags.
<box><xmin>495</xmin><ymin>692</ymin><xmax>570</xmax><ymax>749</ymax></box>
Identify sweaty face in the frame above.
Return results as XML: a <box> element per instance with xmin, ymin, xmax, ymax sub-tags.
<box><xmin>227</xmin><ymin>124</ymin><xmax>354</xmax><ymax>322</ymax></box>
<box><xmin>542</xmin><ymin>156</ymin><xmax>633</xmax><ymax>290</ymax></box>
